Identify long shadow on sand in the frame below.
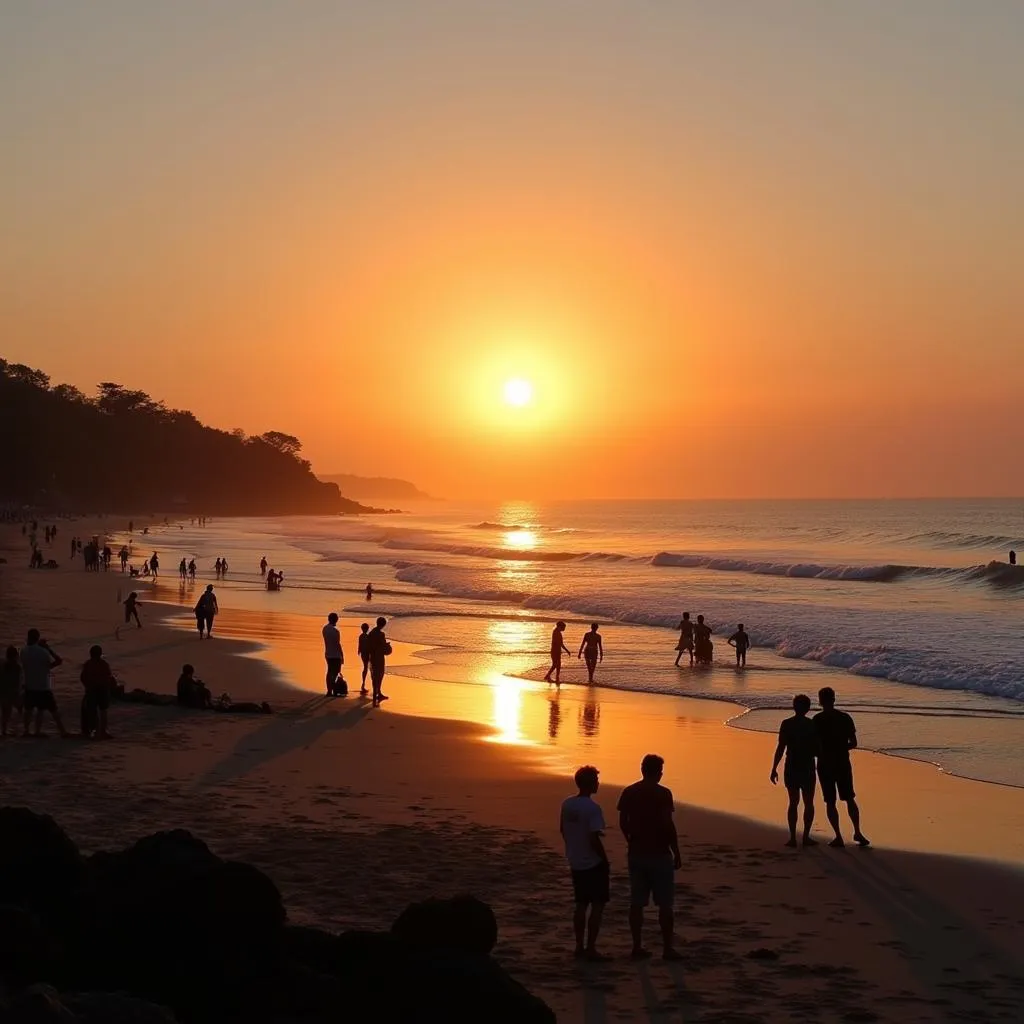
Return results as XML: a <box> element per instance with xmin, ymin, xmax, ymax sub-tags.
<box><xmin>195</xmin><ymin>700</ymin><xmax>373</xmax><ymax>790</ymax></box>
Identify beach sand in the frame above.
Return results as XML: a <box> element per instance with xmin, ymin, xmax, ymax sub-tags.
<box><xmin>3</xmin><ymin>521</ymin><xmax>1024</xmax><ymax>1022</ymax></box>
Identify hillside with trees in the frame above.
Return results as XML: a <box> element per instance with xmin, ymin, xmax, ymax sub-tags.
<box><xmin>0</xmin><ymin>359</ymin><xmax>369</xmax><ymax>515</ymax></box>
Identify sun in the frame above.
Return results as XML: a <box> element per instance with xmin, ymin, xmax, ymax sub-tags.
<box><xmin>503</xmin><ymin>378</ymin><xmax>533</xmax><ymax>407</ymax></box>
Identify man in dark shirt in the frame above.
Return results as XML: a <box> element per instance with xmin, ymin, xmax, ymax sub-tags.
<box><xmin>814</xmin><ymin>687</ymin><xmax>870</xmax><ymax>848</ymax></box>
<box><xmin>770</xmin><ymin>694</ymin><xmax>819</xmax><ymax>847</ymax></box>
<box><xmin>80</xmin><ymin>644</ymin><xmax>114</xmax><ymax>739</ymax></box>
<box><xmin>617</xmin><ymin>754</ymin><xmax>682</xmax><ymax>961</ymax></box>
<box><xmin>365</xmin><ymin>616</ymin><xmax>392</xmax><ymax>705</ymax></box>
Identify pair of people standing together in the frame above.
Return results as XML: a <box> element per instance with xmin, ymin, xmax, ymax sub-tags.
<box><xmin>322</xmin><ymin>613</ymin><xmax>392</xmax><ymax>705</ymax></box>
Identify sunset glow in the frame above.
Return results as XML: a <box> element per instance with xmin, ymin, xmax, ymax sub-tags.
<box><xmin>503</xmin><ymin>378</ymin><xmax>533</xmax><ymax>408</ymax></box>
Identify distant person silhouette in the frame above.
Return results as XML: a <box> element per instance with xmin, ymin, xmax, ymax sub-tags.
<box><xmin>559</xmin><ymin>765</ymin><xmax>610</xmax><ymax>961</ymax></box>
<box><xmin>221</xmin><ymin>558</ymin><xmax>228</xmax><ymax>575</ymax></box>
<box><xmin>617</xmin><ymin>754</ymin><xmax>682</xmax><ymax>961</ymax></box>
<box><xmin>323</xmin><ymin>612</ymin><xmax>347</xmax><ymax>696</ymax></box>
<box><xmin>195</xmin><ymin>585</ymin><xmax>218</xmax><ymax>639</ymax></box>
<box><xmin>179</xmin><ymin>558</ymin><xmax>187</xmax><ymax>580</ymax></box>
<box><xmin>1011</xmin><ymin>550</ymin><xmax>1017</xmax><ymax>566</ymax></box>
<box><xmin>188</xmin><ymin>559</ymin><xmax>197</xmax><ymax>581</ymax></box>
<box><xmin>123</xmin><ymin>592</ymin><xmax>142</xmax><ymax>629</ymax></box>
<box><xmin>80</xmin><ymin>645</ymin><xmax>114</xmax><ymax>739</ymax></box>
<box><xmin>693</xmin><ymin>614</ymin><xmax>713</xmax><ymax>665</ymax></box>
<box><xmin>771</xmin><ymin>694</ymin><xmax>819</xmax><ymax>847</ymax></box>
<box><xmin>674</xmin><ymin>613</ymin><xmax>694</xmax><ymax>667</ymax></box>
<box><xmin>365</xmin><ymin>583</ymin><xmax>374</xmax><ymax>601</ymax></box>
<box><xmin>544</xmin><ymin>621</ymin><xmax>571</xmax><ymax>685</ymax></box>
<box><xmin>728</xmin><ymin>624</ymin><xmax>750</xmax><ymax>667</ymax></box>
<box><xmin>366</xmin><ymin>617</ymin><xmax>392</xmax><ymax>704</ymax></box>
<box><xmin>260</xmin><ymin>556</ymin><xmax>268</xmax><ymax>577</ymax></box>
<box><xmin>357</xmin><ymin>622</ymin><xmax>371</xmax><ymax>695</ymax></box>
<box><xmin>214</xmin><ymin>558</ymin><xmax>223</xmax><ymax>579</ymax></box>
<box><xmin>578</xmin><ymin>623</ymin><xmax>603</xmax><ymax>683</ymax></box>
<box><xmin>119</xmin><ymin>547</ymin><xmax>129</xmax><ymax>572</ymax></box>
<box><xmin>814</xmin><ymin>687</ymin><xmax>870</xmax><ymax>848</ymax></box>
<box><xmin>150</xmin><ymin>552</ymin><xmax>159</xmax><ymax>577</ymax></box>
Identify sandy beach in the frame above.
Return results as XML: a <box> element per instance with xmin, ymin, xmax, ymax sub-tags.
<box><xmin>3</xmin><ymin>520</ymin><xmax>1024</xmax><ymax>1023</ymax></box>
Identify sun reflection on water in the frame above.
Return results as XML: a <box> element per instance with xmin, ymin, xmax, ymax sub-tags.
<box><xmin>486</xmin><ymin>674</ymin><xmax>529</xmax><ymax>745</ymax></box>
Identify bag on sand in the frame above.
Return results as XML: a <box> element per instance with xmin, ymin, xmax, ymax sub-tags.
<box><xmin>80</xmin><ymin>693</ymin><xmax>98</xmax><ymax>737</ymax></box>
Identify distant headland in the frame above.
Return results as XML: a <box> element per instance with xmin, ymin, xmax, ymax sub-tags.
<box><xmin>319</xmin><ymin>474</ymin><xmax>433</xmax><ymax>502</ymax></box>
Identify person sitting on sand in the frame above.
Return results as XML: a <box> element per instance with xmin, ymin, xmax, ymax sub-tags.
<box><xmin>365</xmin><ymin>616</ymin><xmax>392</xmax><ymax>705</ymax></box>
<box><xmin>357</xmin><ymin>622</ymin><xmax>371</xmax><ymax>696</ymax></box>
<box><xmin>727</xmin><ymin>624</ymin><xmax>750</xmax><ymax>668</ymax></box>
<box><xmin>1</xmin><ymin>646</ymin><xmax>23</xmax><ymax>737</ymax></box>
<box><xmin>617</xmin><ymin>754</ymin><xmax>683</xmax><ymax>961</ymax></box>
<box><xmin>80</xmin><ymin>644</ymin><xmax>115</xmax><ymax>740</ymax></box>
<box><xmin>814</xmin><ymin>687</ymin><xmax>870</xmax><ymax>848</ymax></box>
<box><xmin>770</xmin><ymin>694</ymin><xmax>820</xmax><ymax>848</ymax></box>
<box><xmin>544</xmin><ymin>621</ymin><xmax>571</xmax><ymax>685</ymax></box>
<box><xmin>20</xmin><ymin>630</ymin><xmax>69</xmax><ymax>739</ymax></box>
<box><xmin>674</xmin><ymin>612</ymin><xmax>694</xmax><ymax>667</ymax></box>
<box><xmin>577</xmin><ymin>623</ymin><xmax>604</xmax><ymax>684</ymax></box>
<box><xmin>124</xmin><ymin>592</ymin><xmax>142</xmax><ymax>629</ymax></box>
<box><xmin>323</xmin><ymin>612</ymin><xmax>347</xmax><ymax>696</ymax></box>
<box><xmin>176</xmin><ymin>664</ymin><xmax>212</xmax><ymax>709</ymax></box>
<box><xmin>560</xmin><ymin>765</ymin><xmax>610</xmax><ymax>962</ymax></box>
<box><xmin>195</xmin><ymin>585</ymin><xmax>218</xmax><ymax>639</ymax></box>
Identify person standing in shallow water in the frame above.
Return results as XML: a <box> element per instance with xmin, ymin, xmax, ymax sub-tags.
<box><xmin>544</xmin><ymin>621</ymin><xmax>571</xmax><ymax>685</ymax></box>
<box><xmin>559</xmin><ymin>765</ymin><xmax>610</xmax><ymax>962</ymax></box>
<box><xmin>674</xmin><ymin>613</ymin><xmax>694</xmax><ymax>667</ymax></box>
<box><xmin>577</xmin><ymin>623</ymin><xmax>603</xmax><ymax>683</ymax></box>
<box><xmin>814</xmin><ymin>687</ymin><xmax>870</xmax><ymax>848</ymax></box>
<box><xmin>771</xmin><ymin>694</ymin><xmax>820</xmax><ymax>848</ymax></box>
<box><xmin>617</xmin><ymin>754</ymin><xmax>683</xmax><ymax>961</ymax></box>
<box><xmin>727</xmin><ymin>624</ymin><xmax>750</xmax><ymax>667</ymax></box>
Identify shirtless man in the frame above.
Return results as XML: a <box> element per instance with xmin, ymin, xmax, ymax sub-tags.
<box><xmin>544</xmin><ymin>621</ymin><xmax>571</xmax><ymax>685</ymax></box>
<box><xmin>728</xmin><ymin>624</ymin><xmax>750</xmax><ymax>667</ymax></box>
<box><xmin>674</xmin><ymin>613</ymin><xmax>694</xmax><ymax>667</ymax></box>
<box><xmin>577</xmin><ymin>623</ymin><xmax>604</xmax><ymax>683</ymax></box>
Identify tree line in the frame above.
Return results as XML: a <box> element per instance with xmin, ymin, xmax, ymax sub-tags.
<box><xmin>0</xmin><ymin>359</ymin><xmax>360</xmax><ymax>515</ymax></box>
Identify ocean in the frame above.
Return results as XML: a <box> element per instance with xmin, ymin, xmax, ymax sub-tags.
<box><xmin>152</xmin><ymin>498</ymin><xmax>1024</xmax><ymax>789</ymax></box>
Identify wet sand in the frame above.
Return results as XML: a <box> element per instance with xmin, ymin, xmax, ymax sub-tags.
<box><xmin>3</xmin><ymin>520</ymin><xmax>1024</xmax><ymax>1022</ymax></box>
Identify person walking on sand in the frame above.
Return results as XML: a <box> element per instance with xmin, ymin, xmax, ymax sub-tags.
<box><xmin>357</xmin><ymin>622</ymin><xmax>371</xmax><ymax>696</ymax></box>
<box><xmin>617</xmin><ymin>754</ymin><xmax>683</xmax><ymax>961</ymax></box>
<box><xmin>560</xmin><ymin>765</ymin><xmax>611</xmax><ymax>962</ymax></box>
<box><xmin>179</xmin><ymin>558</ymin><xmax>187</xmax><ymax>581</ymax></box>
<box><xmin>195</xmin><ymin>584</ymin><xmax>218</xmax><ymax>639</ymax></box>
<box><xmin>727</xmin><ymin>624</ymin><xmax>750</xmax><ymax>668</ymax></box>
<box><xmin>577</xmin><ymin>623</ymin><xmax>603</xmax><ymax>684</ymax></box>
<box><xmin>365</xmin><ymin>616</ymin><xmax>392</xmax><ymax>705</ymax></box>
<box><xmin>188</xmin><ymin>558</ymin><xmax>196</xmax><ymax>581</ymax></box>
<box><xmin>80</xmin><ymin>645</ymin><xmax>115</xmax><ymax>739</ymax></box>
<box><xmin>323</xmin><ymin>612</ymin><xmax>347</xmax><ymax>696</ymax></box>
<box><xmin>814</xmin><ymin>687</ymin><xmax>870</xmax><ymax>848</ymax></box>
<box><xmin>770</xmin><ymin>694</ymin><xmax>820</xmax><ymax>848</ymax></box>
<box><xmin>20</xmin><ymin>630</ymin><xmax>69</xmax><ymax>738</ymax></box>
<box><xmin>150</xmin><ymin>552</ymin><xmax>159</xmax><ymax>577</ymax></box>
<box><xmin>674</xmin><ymin>612</ymin><xmax>694</xmax><ymax>667</ymax></box>
<box><xmin>544</xmin><ymin>621</ymin><xmax>571</xmax><ymax>685</ymax></box>
<box><xmin>124</xmin><ymin>592</ymin><xmax>142</xmax><ymax>629</ymax></box>
<box><xmin>1</xmin><ymin>646</ymin><xmax>24</xmax><ymax>737</ymax></box>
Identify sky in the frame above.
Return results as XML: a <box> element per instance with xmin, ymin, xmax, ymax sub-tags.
<box><xmin>2</xmin><ymin>1</ymin><xmax>1022</xmax><ymax>499</ymax></box>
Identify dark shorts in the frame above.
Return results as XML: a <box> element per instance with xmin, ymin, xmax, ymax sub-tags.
<box><xmin>784</xmin><ymin>762</ymin><xmax>817</xmax><ymax>794</ymax></box>
<box><xmin>818</xmin><ymin>760</ymin><xmax>855</xmax><ymax>802</ymax></box>
<box><xmin>85</xmin><ymin>688</ymin><xmax>111</xmax><ymax>711</ymax></box>
<box><xmin>24</xmin><ymin>690</ymin><xmax>57</xmax><ymax>713</ymax></box>
<box><xmin>325</xmin><ymin>657</ymin><xmax>342</xmax><ymax>678</ymax></box>
<box><xmin>627</xmin><ymin>854</ymin><xmax>675</xmax><ymax>908</ymax></box>
<box><xmin>370</xmin><ymin>663</ymin><xmax>386</xmax><ymax>685</ymax></box>
<box><xmin>571</xmin><ymin>861</ymin><xmax>610</xmax><ymax>905</ymax></box>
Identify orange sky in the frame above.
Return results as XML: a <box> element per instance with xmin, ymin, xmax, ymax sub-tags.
<box><xmin>2</xmin><ymin>2</ymin><xmax>1022</xmax><ymax>499</ymax></box>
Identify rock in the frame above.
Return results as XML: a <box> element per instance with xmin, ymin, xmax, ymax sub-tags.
<box><xmin>4</xmin><ymin>985</ymin><xmax>76</xmax><ymax>1024</ymax></box>
<box><xmin>0</xmin><ymin>906</ymin><xmax>51</xmax><ymax>989</ymax></box>
<box><xmin>62</xmin><ymin>992</ymin><xmax>178</xmax><ymax>1024</ymax></box>
<box><xmin>282</xmin><ymin>926</ymin><xmax>341</xmax><ymax>975</ymax></box>
<box><xmin>391</xmin><ymin>895</ymin><xmax>498</xmax><ymax>955</ymax></box>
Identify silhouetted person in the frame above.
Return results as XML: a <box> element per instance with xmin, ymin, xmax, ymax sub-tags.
<box><xmin>128</xmin><ymin>519</ymin><xmax>133</xmax><ymax>533</ymax></box>
<box><xmin>544</xmin><ymin>621</ymin><xmax>571</xmax><ymax>684</ymax></box>
<box><xmin>560</xmin><ymin>765</ymin><xmax>610</xmax><ymax>961</ymax></box>
<box><xmin>357</xmin><ymin>622</ymin><xmax>371</xmax><ymax>695</ymax></box>
<box><xmin>674</xmin><ymin>612</ymin><xmax>694</xmax><ymax>666</ymax></box>
<box><xmin>365</xmin><ymin>582</ymin><xmax>374</xmax><ymax>601</ymax></box>
<box><xmin>150</xmin><ymin>552</ymin><xmax>159</xmax><ymax>577</ymax></box>
<box><xmin>693</xmin><ymin>614</ymin><xmax>713</xmax><ymax>665</ymax></box>
<box><xmin>814</xmin><ymin>687</ymin><xmax>870</xmax><ymax>848</ymax></box>
<box><xmin>70</xmin><ymin>537</ymin><xmax>77</xmax><ymax>560</ymax></box>
<box><xmin>177</xmin><ymin>664</ymin><xmax>212</xmax><ymax>708</ymax></box>
<box><xmin>366</xmin><ymin>616</ymin><xmax>392</xmax><ymax>704</ymax></box>
<box><xmin>20</xmin><ymin>630</ymin><xmax>68</xmax><ymax>738</ymax></box>
<box><xmin>771</xmin><ymin>694</ymin><xmax>819</xmax><ymax>848</ymax></box>
<box><xmin>80</xmin><ymin>645</ymin><xmax>114</xmax><ymax>739</ymax></box>
<box><xmin>119</xmin><ymin>546</ymin><xmax>129</xmax><ymax>572</ymax></box>
<box><xmin>214</xmin><ymin>558</ymin><xmax>223</xmax><ymax>579</ymax></box>
<box><xmin>188</xmin><ymin>559</ymin><xmax>197</xmax><ymax>581</ymax></box>
<box><xmin>323</xmin><ymin>612</ymin><xmax>347</xmax><ymax>696</ymax></box>
<box><xmin>221</xmin><ymin>558</ymin><xmax>228</xmax><ymax>575</ymax></box>
<box><xmin>1</xmin><ymin>646</ymin><xmax>23</xmax><ymax>737</ymax></box>
<box><xmin>617</xmin><ymin>754</ymin><xmax>682</xmax><ymax>961</ymax></box>
<box><xmin>124</xmin><ymin>592</ymin><xmax>142</xmax><ymax>629</ymax></box>
<box><xmin>260</xmin><ymin>556</ymin><xmax>268</xmax><ymax>576</ymax></box>
<box><xmin>1011</xmin><ymin>550</ymin><xmax>1017</xmax><ymax>566</ymax></box>
<box><xmin>728</xmin><ymin>624</ymin><xmax>750</xmax><ymax>667</ymax></box>
<box><xmin>195</xmin><ymin>585</ymin><xmax>218</xmax><ymax>639</ymax></box>
<box><xmin>578</xmin><ymin>623</ymin><xmax>603</xmax><ymax>683</ymax></box>
<box><xmin>179</xmin><ymin>558</ymin><xmax>187</xmax><ymax>580</ymax></box>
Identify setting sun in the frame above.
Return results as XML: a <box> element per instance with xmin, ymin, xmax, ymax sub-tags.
<box><xmin>503</xmin><ymin>378</ymin><xmax>534</xmax><ymax>407</ymax></box>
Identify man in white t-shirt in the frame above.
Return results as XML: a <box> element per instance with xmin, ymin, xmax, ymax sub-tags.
<box><xmin>20</xmin><ymin>629</ymin><xmax>69</xmax><ymax>738</ymax></box>
<box><xmin>322</xmin><ymin>613</ymin><xmax>347</xmax><ymax>696</ymax></box>
<box><xmin>559</xmin><ymin>765</ymin><xmax>610</xmax><ymax>961</ymax></box>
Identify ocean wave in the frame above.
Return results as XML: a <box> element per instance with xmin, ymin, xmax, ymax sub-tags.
<box><xmin>903</xmin><ymin>530</ymin><xmax>1023</xmax><ymax>551</ymax></box>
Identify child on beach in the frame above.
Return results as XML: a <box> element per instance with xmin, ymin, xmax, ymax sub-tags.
<box><xmin>357</xmin><ymin>622</ymin><xmax>371</xmax><ymax>696</ymax></box>
<box><xmin>124</xmin><ymin>592</ymin><xmax>142</xmax><ymax>629</ymax></box>
<box><xmin>728</xmin><ymin>624</ymin><xmax>750</xmax><ymax>667</ymax></box>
